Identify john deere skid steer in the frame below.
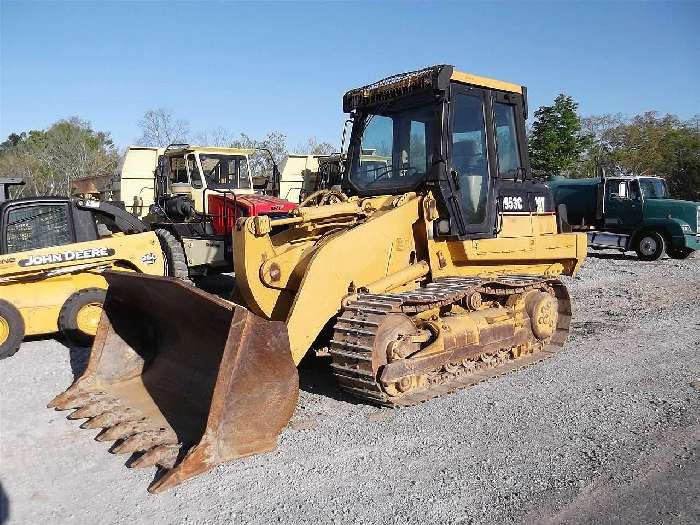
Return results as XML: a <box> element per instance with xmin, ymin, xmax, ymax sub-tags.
<box><xmin>0</xmin><ymin>183</ymin><xmax>187</xmax><ymax>358</ymax></box>
<box><xmin>50</xmin><ymin>65</ymin><xmax>587</xmax><ymax>492</ymax></box>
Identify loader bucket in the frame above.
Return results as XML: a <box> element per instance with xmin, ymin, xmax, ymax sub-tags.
<box><xmin>48</xmin><ymin>271</ymin><xmax>299</xmax><ymax>493</ymax></box>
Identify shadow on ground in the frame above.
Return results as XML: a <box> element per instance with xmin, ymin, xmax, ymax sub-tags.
<box><xmin>0</xmin><ymin>481</ymin><xmax>9</xmax><ymax>525</ymax></box>
<box><xmin>587</xmin><ymin>251</ymin><xmax>638</xmax><ymax>261</ymax></box>
<box><xmin>64</xmin><ymin>343</ymin><xmax>90</xmax><ymax>378</ymax></box>
<box><xmin>194</xmin><ymin>273</ymin><xmax>236</xmax><ymax>298</ymax></box>
<box><xmin>297</xmin><ymin>354</ymin><xmax>366</xmax><ymax>405</ymax></box>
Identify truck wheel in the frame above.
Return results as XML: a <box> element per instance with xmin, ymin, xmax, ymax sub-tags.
<box><xmin>154</xmin><ymin>228</ymin><xmax>191</xmax><ymax>282</ymax></box>
<box><xmin>635</xmin><ymin>231</ymin><xmax>665</xmax><ymax>261</ymax></box>
<box><xmin>0</xmin><ymin>299</ymin><xmax>24</xmax><ymax>360</ymax></box>
<box><xmin>59</xmin><ymin>288</ymin><xmax>106</xmax><ymax>347</ymax></box>
<box><xmin>667</xmin><ymin>247</ymin><xmax>693</xmax><ymax>259</ymax></box>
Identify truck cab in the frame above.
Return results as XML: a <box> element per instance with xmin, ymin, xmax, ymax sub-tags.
<box><xmin>548</xmin><ymin>175</ymin><xmax>700</xmax><ymax>260</ymax></box>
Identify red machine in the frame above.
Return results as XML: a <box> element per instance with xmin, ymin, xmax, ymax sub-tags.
<box><xmin>208</xmin><ymin>193</ymin><xmax>297</xmax><ymax>236</ymax></box>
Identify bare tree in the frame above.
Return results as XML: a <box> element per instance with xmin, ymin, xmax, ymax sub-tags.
<box><xmin>231</xmin><ymin>131</ymin><xmax>288</xmax><ymax>178</ymax></box>
<box><xmin>195</xmin><ymin>127</ymin><xmax>233</xmax><ymax>147</ymax></box>
<box><xmin>137</xmin><ymin>109</ymin><xmax>189</xmax><ymax>147</ymax></box>
<box><xmin>296</xmin><ymin>136</ymin><xmax>337</xmax><ymax>155</ymax></box>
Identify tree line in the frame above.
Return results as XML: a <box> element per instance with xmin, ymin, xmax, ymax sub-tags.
<box><xmin>0</xmin><ymin>104</ymin><xmax>697</xmax><ymax>201</ymax></box>
<box><xmin>0</xmin><ymin>109</ymin><xmax>337</xmax><ymax>198</ymax></box>
<box><xmin>528</xmin><ymin>95</ymin><xmax>699</xmax><ymax>201</ymax></box>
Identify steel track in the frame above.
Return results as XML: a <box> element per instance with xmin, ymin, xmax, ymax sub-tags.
<box><xmin>329</xmin><ymin>276</ymin><xmax>572</xmax><ymax>407</ymax></box>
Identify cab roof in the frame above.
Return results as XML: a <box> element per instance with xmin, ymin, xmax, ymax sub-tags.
<box><xmin>343</xmin><ymin>64</ymin><xmax>524</xmax><ymax>112</ymax></box>
<box><xmin>450</xmin><ymin>69</ymin><xmax>522</xmax><ymax>94</ymax></box>
<box><xmin>164</xmin><ymin>145</ymin><xmax>255</xmax><ymax>157</ymax></box>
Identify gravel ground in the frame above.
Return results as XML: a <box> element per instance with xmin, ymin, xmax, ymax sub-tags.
<box><xmin>1</xmin><ymin>250</ymin><xmax>698</xmax><ymax>524</ymax></box>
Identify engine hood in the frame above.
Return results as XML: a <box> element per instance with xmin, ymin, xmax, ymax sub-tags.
<box><xmin>644</xmin><ymin>198</ymin><xmax>700</xmax><ymax>228</ymax></box>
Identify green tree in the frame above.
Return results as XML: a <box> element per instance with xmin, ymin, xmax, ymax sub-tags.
<box><xmin>0</xmin><ymin>117</ymin><xmax>118</xmax><ymax>196</ymax></box>
<box><xmin>661</xmin><ymin>126</ymin><xmax>700</xmax><ymax>201</ymax></box>
<box><xmin>528</xmin><ymin>94</ymin><xmax>592</xmax><ymax>177</ymax></box>
<box><xmin>594</xmin><ymin>112</ymin><xmax>699</xmax><ymax>201</ymax></box>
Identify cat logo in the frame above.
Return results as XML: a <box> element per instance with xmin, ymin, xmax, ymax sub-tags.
<box><xmin>141</xmin><ymin>253</ymin><xmax>158</xmax><ymax>265</ymax></box>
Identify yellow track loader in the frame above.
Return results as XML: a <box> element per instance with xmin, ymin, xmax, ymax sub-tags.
<box><xmin>50</xmin><ymin>65</ymin><xmax>587</xmax><ymax>493</ymax></box>
<box><xmin>0</xmin><ymin>186</ymin><xmax>188</xmax><ymax>358</ymax></box>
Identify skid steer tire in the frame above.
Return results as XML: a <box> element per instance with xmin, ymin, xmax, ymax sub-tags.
<box><xmin>59</xmin><ymin>288</ymin><xmax>107</xmax><ymax>347</ymax></box>
<box><xmin>0</xmin><ymin>299</ymin><xmax>24</xmax><ymax>360</ymax></box>
<box><xmin>155</xmin><ymin>228</ymin><xmax>191</xmax><ymax>282</ymax></box>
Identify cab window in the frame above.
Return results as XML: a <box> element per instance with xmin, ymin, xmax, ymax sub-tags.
<box><xmin>451</xmin><ymin>93</ymin><xmax>489</xmax><ymax>224</ymax></box>
<box><xmin>5</xmin><ymin>204</ymin><xmax>74</xmax><ymax>253</ymax></box>
<box><xmin>494</xmin><ymin>103</ymin><xmax>522</xmax><ymax>177</ymax></box>
<box><xmin>606</xmin><ymin>180</ymin><xmax>629</xmax><ymax>199</ymax></box>
<box><xmin>199</xmin><ymin>154</ymin><xmax>251</xmax><ymax>189</ymax></box>
<box><xmin>639</xmin><ymin>178</ymin><xmax>668</xmax><ymax>199</ymax></box>
<box><xmin>348</xmin><ymin>105</ymin><xmax>432</xmax><ymax>192</ymax></box>
<box><xmin>169</xmin><ymin>157</ymin><xmax>190</xmax><ymax>184</ymax></box>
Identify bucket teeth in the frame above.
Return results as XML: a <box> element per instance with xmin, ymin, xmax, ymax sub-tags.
<box><xmin>48</xmin><ymin>271</ymin><xmax>300</xmax><ymax>493</ymax></box>
<box><xmin>81</xmin><ymin>409</ymin><xmax>136</xmax><ymax>430</ymax></box>
<box><xmin>96</xmin><ymin>419</ymin><xmax>150</xmax><ymax>442</ymax></box>
<box><xmin>113</xmin><ymin>430</ymin><xmax>179</xmax><ymax>455</ymax></box>
<box><xmin>49</xmin><ymin>390</ymin><xmax>107</xmax><ymax>411</ymax></box>
<box><xmin>68</xmin><ymin>401</ymin><xmax>119</xmax><ymax>420</ymax></box>
<box><xmin>130</xmin><ymin>444</ymin><xmax>181</xmax><ymax>470</ymax></box>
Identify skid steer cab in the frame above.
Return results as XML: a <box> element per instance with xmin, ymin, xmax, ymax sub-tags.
<box><xmin>142</xmin><ymin>144</ymin><xmax>297</xmax><ymax>277</ymax></box>
<box><xmin>0</xmin><ymin>194</ymin><xmax>184</xmax><ymax>359</ymax></box>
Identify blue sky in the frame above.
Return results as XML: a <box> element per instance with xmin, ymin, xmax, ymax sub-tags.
<box><xmin>1</xmin><ymin>1</ymin><xmax>698</xmax><ymax>150</ymax></box>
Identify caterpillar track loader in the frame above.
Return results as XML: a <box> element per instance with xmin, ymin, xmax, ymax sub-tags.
<box><xmin>0</xmin><ymin>184</ymin><xmax>187</xmax><ymax>359</ymax></box>
<box><xmin>50</xmin><ymin>65</ymin><xmax>588</xmax><ymax>493</ymax></box>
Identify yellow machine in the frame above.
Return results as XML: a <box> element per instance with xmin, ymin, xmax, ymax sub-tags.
<box><xmin>51</xmin><ymin>65</ymin><xmax>587</xmax><ymax>493</ymax></box>
<box><xmin>0</xmin><ymin>192</ymin><xmax>186</xmax><ymax>359</ymax></box>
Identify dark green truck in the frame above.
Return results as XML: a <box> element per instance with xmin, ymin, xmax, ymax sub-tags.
<box><xmin>546</xmin><ymin>176</ymin><xmax>699</xmax><ymax>260</ymax></box>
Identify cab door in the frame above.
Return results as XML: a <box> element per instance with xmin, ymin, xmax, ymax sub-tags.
<box><xmin>604</xmin><ymin>179</ymin><xmax>642</xmax><ymax>233</ymax></box>
<box><xmin>1</xmin><ymin>201</ymin><xmax>76</xmax><ymax>254</ymax></box>
<box><xmin>448</xmin><ymin>84</ymin><xmax>496</xmax><ymax>238</ymax></box>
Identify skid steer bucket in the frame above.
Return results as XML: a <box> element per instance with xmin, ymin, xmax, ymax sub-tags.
<box><xmin>49</xmin><ymin>271</ymin><xmax>299</xmax><ymax>493</ymax></box>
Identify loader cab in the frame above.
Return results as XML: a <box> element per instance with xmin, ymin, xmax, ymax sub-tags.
<box><xmin>343</xmin><ymin>65</ymin><xmax>545</xmax><ymax>240</ymax></box>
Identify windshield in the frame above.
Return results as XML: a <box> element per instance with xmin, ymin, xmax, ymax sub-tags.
<box><xmin>639</xmin><ymin>178</ymin><xmax>668</xmax><ymax>199</ymax></box>
<box><xmin>198</xmin><ymin>154</ymin><xmax>251</xmax><ymax>189</ymax></box>
<box><xmin>169</xmin><ymin>155</ymin><xmax>196</xmax><ymax>184</ymax></box>
<box><xmin>348</xmin><ymin>104</ymin><xmax>433</xmax><ymax>193</ymax></box>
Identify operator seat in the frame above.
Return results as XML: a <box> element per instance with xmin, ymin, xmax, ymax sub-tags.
<box><xmin>452</xmin><ymin>139</ymin><xmax>488</xmax><ymax>223</ymax></box>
